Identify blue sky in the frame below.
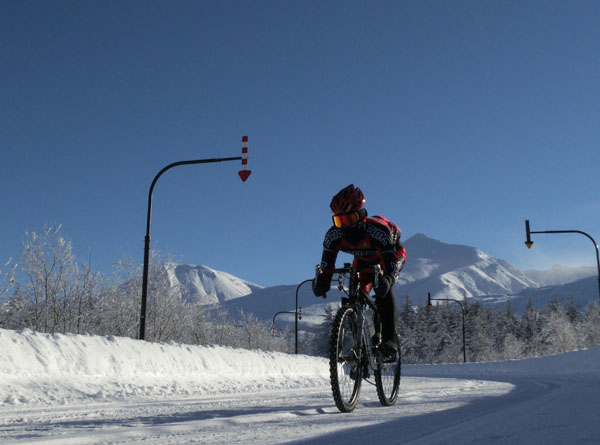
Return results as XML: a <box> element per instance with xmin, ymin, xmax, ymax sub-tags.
<box><xmin>2</xmin><ymin>0</ymin><xmax>599</xmax><ymax>287</ymax></box>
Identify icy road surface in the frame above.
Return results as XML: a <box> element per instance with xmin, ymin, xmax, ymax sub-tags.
<box><xmin>0</xmin><ymin>378</ymin><xmax>511</xmax><ymax>444</ymax></box>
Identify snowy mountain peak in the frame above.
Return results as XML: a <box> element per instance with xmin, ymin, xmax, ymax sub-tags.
<box><xmin>398</xmin><ymin>234</ymin><xmax>538</xmax><ymax>301</ymax></box>
<box><xmin>165</xmin><ymin>263</ymin><xmax>263</xmax><ymax>305</ymax></box>
<box><xmin>404</xmin><ymin>234</ymin><xmax>488</xmax><ymax>267</ymax></box>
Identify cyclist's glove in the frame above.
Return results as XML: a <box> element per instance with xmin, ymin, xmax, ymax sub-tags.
<box><xmin>374</xmin><ymin>275</ymin><xmax>394</xmax><ymax>298</ymax></box>
<box><xmin>312</xmin><ymin>276</ymin><xmax>330</xmax><ymax>297</ymax></box>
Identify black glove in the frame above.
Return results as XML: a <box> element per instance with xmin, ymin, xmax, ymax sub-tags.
<box><xmin>312</xmin><ymin>275</ymin><xmax>331</xmax><ymax>297</ymax></box>
<box><xmin>374</xmin><ymin>275</ymin><xmax>393</xmax><ymax>298</ymax></box>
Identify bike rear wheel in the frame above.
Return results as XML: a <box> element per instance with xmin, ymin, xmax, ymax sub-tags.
<box><xmin>329</xmin><ymin>305</ymin><xmax>362</xmax><ymax>413</ymax></box>
<box><xmin>374</xmin><ymin>337</ymin><xmax>401</xmax><ymax>406</ymax></box>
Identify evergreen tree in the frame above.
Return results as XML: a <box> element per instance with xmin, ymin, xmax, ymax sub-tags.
<box><xmin>397</xmin><ymin>295</ymin><xmax>418</xmax><ymax>360</ymax></box>
<box><xmin>519</xmin><ymin>297</ymin><xmax>544</xmax><ymax>356</ymax></box>
<box><xmin>565</xmin><ymin>297</ymin><xmax>580</xmax><ymax>324</ymax></box>
<box><xmin>580</xmin><ymin>301</ymin><xmax>600</xmax><ymax>348</ymax></box>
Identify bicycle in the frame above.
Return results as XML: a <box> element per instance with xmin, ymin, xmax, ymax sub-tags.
<box><xmin>316</xmin><ymin>263</ymin><xmax>402</xmax><ymax>413</ymax></box>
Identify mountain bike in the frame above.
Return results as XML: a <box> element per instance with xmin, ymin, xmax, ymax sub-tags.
<box><xmin>316</xmin><ymin>263</ymin><xmax>402</xmax><ymax>413</ymax></box>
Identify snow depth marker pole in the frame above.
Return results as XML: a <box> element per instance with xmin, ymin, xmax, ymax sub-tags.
<box><xmin>238</xmin><ymin>136</ymin><xmax>251</xmax><ymax>182</ymax></box>
<box><xmin>139</xmin><ymin>137</ymin><xmax>252</xmax><ymax>341</ymax></box>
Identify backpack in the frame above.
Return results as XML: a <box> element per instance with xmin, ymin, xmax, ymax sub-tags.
<box><xmin>368</xmin><ymin>215</ymin><xmax>405</xmax><ymax>262</ymax></box>
<box><xmin>370</xmin><ymin>215</ymin><xmax>401</xmax><ymax>244</ymax></box>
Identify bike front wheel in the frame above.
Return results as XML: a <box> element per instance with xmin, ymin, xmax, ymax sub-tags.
<box><xmin>329</xmin><ymin>305</ymin><xmax>362</xmax><ymax>413</ymax></box>
<box><xmin>374</xmin><ymin>337</ymin><xmax>401</xmax><ymax>406</ymax></box>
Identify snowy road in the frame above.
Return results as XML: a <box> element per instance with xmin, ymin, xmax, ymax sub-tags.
<box><xmin>1</xmin><ymin>329</ymin><xmax>599</xmax><ymax>444</ymax></box>
<box><xmin>0</xmin><ymin>378</ymin><xmax>511</xmax><ymax>445</ymax></box>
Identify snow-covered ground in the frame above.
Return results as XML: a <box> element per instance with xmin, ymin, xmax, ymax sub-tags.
<box><xmin>1</xmin><ymin>328</ymin><xmax>599</xmax><ymax>444</ymax></box>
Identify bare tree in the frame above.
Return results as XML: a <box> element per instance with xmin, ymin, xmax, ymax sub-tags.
<box><xmin>96</xmin><ymin>259</ymin><xmax>141</xmax><ymax>338</ymax></box>
<box><xmin>0</xmin><ymin>258</ymin><xmax>17</xmax><ymax>328</ymax></box>
<box><xmin>16</xmin><ymin>225</ymin><xmax>81</xmax><ymax>333</ymax></box>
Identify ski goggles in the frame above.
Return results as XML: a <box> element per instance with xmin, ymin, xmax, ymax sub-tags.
<box><xmin>332</xmin><ymin>212</ymin><xmax>361</xmax><ymax>228</ymax></box>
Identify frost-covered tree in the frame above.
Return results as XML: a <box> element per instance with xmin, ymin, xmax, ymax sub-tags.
<box><xmin>519</xmin><ymin>297</ymin><xmax>544</xmax><ymax>357</ymax></box>
<box><xmin>94</xmin><ymin>259</ymin><xmax>141</xmax><ymax>338</ymax></box>
<box><xmin>0</xmin><ymin>259</ymin><xmax>15</xmax><ymax>300</ymax></box>
<box><xmin>0</xmin><ymin>259</ymin><xmax>17</xmax><ymax>328</ymax></box>
<box><xmin>565</xmin><ymin>297</ymin><xmax>580</xmax><ymax>324</ymax></box>
<box><xmin>398</xmin><ymin>295</ymin><xmax>419</xmax><ymax>360</ymax></box>
<box><xmin>542</xmin><ymin>307</ymin><xmax>578</xmax><ymax>354</ymax></box>
<box><xmin>579</xmin><ymin>301</ymin><xmax>600</xmax><ymax>348</ymax></box>
<box><xmin>146</xmin><ymin>259</ymin><xmax>187</xmax><ymax>342</ymax></box>
<box><xmin>14</xmin><ymin>225</ymin><xmax>84</xmax><ymax>333</ymax></box>
<box><xmin>307</xmin><ymin>304</ymin><xmax>335</xmax><ymax>356</ymax></box>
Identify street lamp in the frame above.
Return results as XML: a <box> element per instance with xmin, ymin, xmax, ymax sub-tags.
<box><xmin>525</xmin><ymin>219</ymin><xmax>600</xmax><ymax>306</ymax></box>
<box><xmin>427</xmin><ymin>292</ymin><xmax>467</xmax><ymax>363</ymax></box>
<box><xmin>271</xmin><ymin>311</ymin><xmax>297</xmax><ymax>353</ymax></box>
<box><xmin>272</xmin><ymin>311</ymin><xmax>296</xmax><ymax>330</ymax></box>
<box><xmin>295</xmin><ymin>279</ymin><xmax>312</xmax><ymax>354</ymax></box>
<box><xmin>139</xmin><ymin>137</ymin><xmax>251</xmax><ymax>340</ymax></box>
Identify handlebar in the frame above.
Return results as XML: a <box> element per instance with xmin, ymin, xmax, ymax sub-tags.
<box><xmin>317</xmin><ymin>263</ymin><xmax>381</xmax><ymax>276</ymax></box>
<box><xmin>315</xmin><ymin>263</ymin><xmax>382</xmax><ymax>298</ymax></box>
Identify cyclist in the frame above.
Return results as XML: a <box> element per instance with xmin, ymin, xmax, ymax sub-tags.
<box><xmin>313</xmin><ymin>184</ymin><xmax>406</xmax><ymax>358</ymax></box>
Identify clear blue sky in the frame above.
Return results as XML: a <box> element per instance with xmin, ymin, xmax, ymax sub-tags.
<box><xmin>2</xmin><ymin>0</ymin><xmax>599</xmax><ymax>287</ymax></box>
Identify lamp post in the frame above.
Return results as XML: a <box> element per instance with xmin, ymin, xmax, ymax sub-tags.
<box><xmin>139</xmin><ymin>137</ymin><xmax>251</xmax><ymax>340</ymax></box>
<box><xmin>272</xmin><ymin>311</ymin><xmax>296</xmax><ymax>330</ymax></box>
<box><xmin>525</xmin><ymin>219</ymin><xmax>600</xmax><ymax>306</ymax></box>
<box><xmin>295</xmin><ymin>279</ymin><xmax>312</xmax><ymax>354</ymax></box>
<box><xmin>272</xmin><ymin>311</ymin><xmax>297</xmax><ymax>353</ymax></box>
<box><xmin>427</xmin><ymin>292</ymin><xmax>467</xmax><ymax>363</ymax></box>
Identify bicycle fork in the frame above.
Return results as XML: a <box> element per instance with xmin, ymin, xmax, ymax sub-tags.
<box><xmin>354</xmin><ymin>305</ymin><xmax>380</xmax><ymax>380</ymax></box>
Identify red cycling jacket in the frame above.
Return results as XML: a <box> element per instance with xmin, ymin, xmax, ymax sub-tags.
<box><xmin>319</xmin><ymin>216</ymin><xmax>407</xmax><ymax>288</ymax></box>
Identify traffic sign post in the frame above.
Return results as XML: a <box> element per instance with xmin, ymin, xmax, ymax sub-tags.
<box><xmin>524</xmin><ymin>219</ymin><xmax>600</xmax><ymax>306</ymax></box>
<box><xmin>139</xmin><ymin>137</ymin><xmax>252</xmax><ymax>340</ymax></box>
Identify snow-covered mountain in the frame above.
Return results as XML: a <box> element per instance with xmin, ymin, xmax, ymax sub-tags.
<box><xmin>201</xmin><ymin>234</ymin><xmax>545</xmax><ymax>320</ymax></box>
<box><xmin>165</xmin><ymin>263</ymin><xmax>263</xmax><ymax>305</ymax></box>
<box><xmin>216</xmin><ymin>283</ymin><xmax>342</xmax><ymax>324</ymax></box>
<box><xmin>522</xmin><ymin>265</ymin><xmax>596</xmax><ymax>286</ymax></box>
<box><xmin>395</xmin><ymin>234</ymin><xmax>538</xmax><ymax>302</ymax></box>
<box><xmin>167</xmin><ymin>235</ymin><xmax>598</xmax><ymax>318</ymax></box>
<box><xmin>507</xmin><ymin>275</ymin><xmax>599</xmax><ymax>312</ymax></box>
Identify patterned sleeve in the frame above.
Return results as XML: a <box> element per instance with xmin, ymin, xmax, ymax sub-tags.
<box><xmin>321</xmin><ymin>226</ymin><xmax>341</xmax><ymax>272</ymax></box>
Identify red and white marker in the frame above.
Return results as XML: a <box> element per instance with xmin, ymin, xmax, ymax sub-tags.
<box><xmin>238</xmin><ymin>136</ymin><xmax>251</xmax><ymax>182</ymax></box>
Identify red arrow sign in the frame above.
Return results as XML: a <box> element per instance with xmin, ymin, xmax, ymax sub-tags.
<box><xmin>238</xmin><ymin>170</ymin><xmax>251</xmax><ymax>182</ymax></box>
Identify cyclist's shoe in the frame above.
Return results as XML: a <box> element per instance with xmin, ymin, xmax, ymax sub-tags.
<box><xmin>362</xmin><ymin>356</ymin><xmax>370</xmax><ymax>379</ymax></box>
<box><xmin>349</xmin><ymin>363</ymin><xmax>361</xmax><ymax>380</ymax></box>
<box><xmin>379</xmin><ymin>339</ymin><xmax>398</xmax><ymax>363</ymax></box>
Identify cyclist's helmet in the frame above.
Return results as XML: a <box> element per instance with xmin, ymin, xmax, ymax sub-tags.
<box><xmin>330</xmin><ymin>184</ymin><xmax>366</xmax><ymax>214</ymax></box>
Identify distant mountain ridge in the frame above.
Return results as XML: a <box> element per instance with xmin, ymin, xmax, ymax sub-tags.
<box><xmin>505</xmin><ymin>275</ymin><xmax>600</xmax><ymax>313</ymax></box>
<box><xmin>166</xmin><ymin>234</ymin><xmax>598</xmax><ymax>319</ymax></box>
<box><xmin>522</xmin><ymin>265</ymin><xmax>597</xmax><ymax>287</ymax></box>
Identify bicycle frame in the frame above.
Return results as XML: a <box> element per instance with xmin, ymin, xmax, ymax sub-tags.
<box><xmin>335</xmin><ymin>264</ymin><xmax>382</xmax><ymax>377</ymax></box>
<box><xmin>320</xmin><ymin>262</ymin><xmax>402</xmax><ymax>412</ymax></box>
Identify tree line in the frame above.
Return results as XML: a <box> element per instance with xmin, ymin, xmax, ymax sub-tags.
<box><xmin>393</xmin><ymin>294</ymin><xmax>600</xmax><ymax>364</ymax></box>
<box><xmin>0</xmin><ymin>225</ymin><xmax>286</xmax><ymax>352</ymax></box>
<box><xmin>1</xmin><ymin>224</ymin><xmax>599</xmax><ymax>363</ymax></box>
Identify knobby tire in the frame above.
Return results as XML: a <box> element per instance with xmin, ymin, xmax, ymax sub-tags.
<box><xmin>329</xmin><ymin>304</ymin><xmax>362</xmax><ymax>413</ymax></box>
<box><xmin>374</xmin><ymin>337</ymin><xmax>401</xmax><ymax>406</ymax></box>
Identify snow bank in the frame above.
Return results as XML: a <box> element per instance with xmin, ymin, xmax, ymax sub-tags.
<box><xmin>0</xmin><ymin>328</ymin><xmax>329</xmax><ymax>405</ymax></box>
